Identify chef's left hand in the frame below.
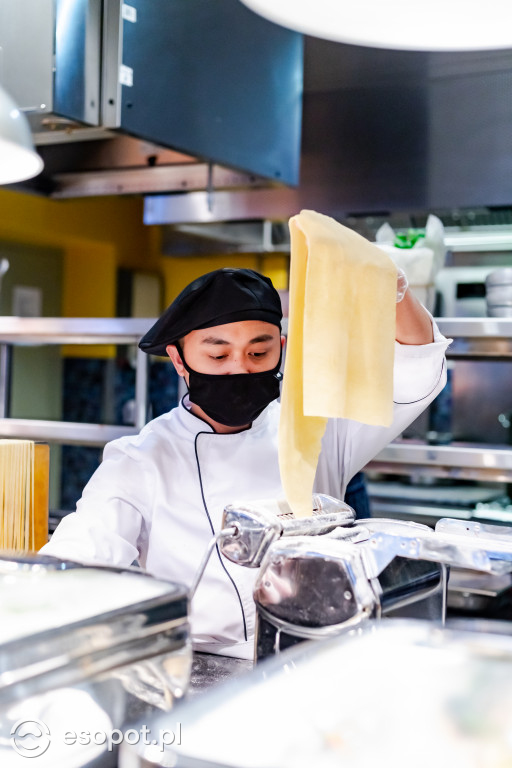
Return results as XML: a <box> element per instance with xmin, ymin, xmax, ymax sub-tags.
<box><xmin>395</xmin><ymin>269</ymin><xmax>434</xmax><ymax>345</ymax></box>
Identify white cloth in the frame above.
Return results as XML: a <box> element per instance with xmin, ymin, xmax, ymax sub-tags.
<box><xmin>41</xmin><ymin>323</ymin><xmax>450</xmax><ymax>659</ymax></box>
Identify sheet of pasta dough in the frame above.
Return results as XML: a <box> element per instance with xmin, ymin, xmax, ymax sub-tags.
<box><xmin>279</xmin><ymin>210</ymin><xmax>397</xmax><ymax>518</ymax></box>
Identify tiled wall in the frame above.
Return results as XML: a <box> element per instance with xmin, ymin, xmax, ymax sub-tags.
<box><xmin>61</xmin><ymin>357</ymin><xmax>178</xmax><ymax>511</ymax></box>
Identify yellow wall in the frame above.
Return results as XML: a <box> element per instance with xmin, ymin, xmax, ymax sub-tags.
<box><xmin>0</xmin><ymin>188</ymin><xmax>289</xmax><ymax>356</ymax></box>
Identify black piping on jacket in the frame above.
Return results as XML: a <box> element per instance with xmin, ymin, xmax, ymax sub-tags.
<box><xmin>193</xmin><ymin>432</ymin><xmax>248</xmax><ymax>642</ymax></box>
<box><xmin>393</xmin><ymin>358</ymin><xmax>446</xmax><ymax>406</ymax></box>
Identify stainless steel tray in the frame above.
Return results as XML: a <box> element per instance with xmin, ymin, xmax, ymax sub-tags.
<box><xmin>0</xmin><ymin>555</ymin><xmax>191</xmax><ymax>768</ymax></box>
<box><xmin>121</xmin><ymin>619</ymin><xmax>512</xmax><ymax>768</ymax></box>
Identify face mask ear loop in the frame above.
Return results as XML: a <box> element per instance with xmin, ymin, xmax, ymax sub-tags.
<box><xmin>173</xmin><ymin>341</ymin><xmax>191</xmax><ymax>394</ymax></box>
<box><xmin>174</xmin><ymin>342</ymin><xmax>192</xmax><ymax>374</ymax></box>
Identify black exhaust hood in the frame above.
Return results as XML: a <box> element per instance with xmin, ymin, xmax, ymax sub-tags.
<box><xmin>146</xmin><ymin>40</ymin><xmax>512</xmax><ymax>226</ymax></box>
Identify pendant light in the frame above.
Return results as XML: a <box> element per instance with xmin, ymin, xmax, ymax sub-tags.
<box><xmin>0</xmin><ymin>85</ymin><xmax>43</xmax><ymax>185</ymax></box>
<box><xmin>239</xmin><ymin>0</ymin><xmax>512</xmax><ymax>51</ymax></box>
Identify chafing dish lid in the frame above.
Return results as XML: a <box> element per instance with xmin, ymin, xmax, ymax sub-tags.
<box><xmin>0</xmin><ymin>556</ymin><xmax>189</xmax><ymax>702</ymax></box>
<box><xmin>122</xmin><ymin>620</ymin><xmax>512</xmax><ymax>768</ymax></box>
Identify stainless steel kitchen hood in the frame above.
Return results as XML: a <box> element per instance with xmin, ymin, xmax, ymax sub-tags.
<box><xmin>0</xmin><ymin>0</ymin><xmax>303</xmax><ymax>193</ymax></box>
<box><xmin>1</xmin><ymin>4</ymin><xmax>511</xmax><ymax>225</ymax></box>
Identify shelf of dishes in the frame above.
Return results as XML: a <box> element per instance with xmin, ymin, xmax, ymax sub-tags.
<box><xmin>0</xmin><ymin>316</ymin><xmax>511</xmax><ymax>446</ymax></box>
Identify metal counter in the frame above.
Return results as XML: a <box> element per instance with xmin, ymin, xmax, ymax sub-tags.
<box><xmin>188</xmin><ymin>653</ymin><xmax>254</xmax><ymax>698</ymax></box>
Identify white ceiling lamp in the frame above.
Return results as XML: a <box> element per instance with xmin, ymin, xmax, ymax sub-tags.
<box><xmin>239</xmin><ymin>0</ymin><xmax>512</xmax><ymax>51</ymax></box>
<box><xmin>0</xmin><ymin>85</ymin><xmax>43</xmax><ymax>185</ymax></box>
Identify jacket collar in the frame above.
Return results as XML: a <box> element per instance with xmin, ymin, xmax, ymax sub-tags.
<box><xmin>177</xmin><ymin>394</ymin><xmax>275</xmax><ymax>436</ymax></box>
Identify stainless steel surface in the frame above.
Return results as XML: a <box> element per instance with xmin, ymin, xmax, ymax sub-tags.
<box><xmin>254</xmin><ymin>535</ymin><xmax>378</xmax><ymax>638</ymax></box>
<box><xmin>0</xmin><ymin>556</ymin><xmax>190</xmax><ymax>705</ymax></box>
<box><xmin>144</xmin><ymin>187</ymin><xmax>301</xmax><ymax>226</ymax></box>
<box><xmin>436</xmin><ymin>517</ymin><xmax>512</xmax><ymax>540</ymax></box>
<box><xmin>54</xmin><ymin>0</ymin><xmax>102</xmax><ymax>126</ymax></box>
<box><xmin>362</xmin><ymin>526</ymin><xmax>512</xmax><ymax>576</ymax></box>
<box><xmin>368</xmin><ymin>440</ymin><xmax>512</xmax><ymax>482</ymax></box>
<box><xmin>436</xmin><ymin>317</ymin><xmax>512</xmax><ymax>357</ymax></box>
<box><xmin>3</xmin><ymin>0</ymin><xmax>300</xmax><ymax>196</ymax></box>
<box><xmin>0</xmin><ymin>316</ymin><xmax>152</xmax><ymax>343</ymax></box>
<box><xmin>189</xmin><ymin>527</ymin><xmax>238</xmax><ymax>598</ymax></box>
<box><xmin>121</xmin><ymin>620</ymin><xmax>512</xmax><ymax>768</ymax></box>
<box><xmin>0</xmin><ymin>418</ymin><xmax>138</xmax><ymax>446</ymax></box>
<box><xmin>134</xmin><ymin>345</ymin><xmax>148</xmax><ymax>432</ymax></box>
<box><xmin>447</xmin><ymin>567</ymin><xmax>512</xmax><ymax>611</ymax></box>
<box><xmin>220</xmin><ymin>495</ymin><xmax>355</xmax><ymax>568</ymax></box>
<box><xmin>5</xmin><ymin>316</ymin><xmax>508</xmax><ymax>348</ymax></box>
<box><xmin>437</xmin><ymin>317</ymin><xmax>512</xmax><ymax>338</ymax></box>
<box><xmin>0</xmin><ymin>0</ymin><xmax>102</xmax><ymax>129</ymax></box>
<box><xmin>101</xmin><ymin>0</ymin><xmax>123</xmax><ymax>128</ymax></box>
<box><xmin>444</xmin><ymin>231</ymin><xmax>512</xmax><ymax>251</ymax></box>
<box><xmin>0</xmin><ymin>317</ymin><xmax>153</xmax><ymax>446</ymax></box>
<box><xmin>187</xmin><ymin>653</ymin><xmax>253</xmax><ymax>699</ymax></box>
<box><xmin>52</xmin><ymin>163</ymin><xmax>268</xmax><ymax>199</ymax></box>
<box><xmin>0</xmin><ymin>555</ymin><xmax>191</xmax><ymax>768</ymax></box>
<box><xmin>249</xmin><ymin>514</ymin><xmax>512</xmax><ymax>653</ymax></box>
<box><xmin>0</xmin><ymin>0</ymin><xmax>54</xmax><ymax>113</ymax></box>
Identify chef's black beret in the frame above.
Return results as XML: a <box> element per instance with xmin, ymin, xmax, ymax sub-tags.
<box><xmin>139</xmin><ymin>268</ymin><xmax>283</xmax><ymax>356</ymax></box>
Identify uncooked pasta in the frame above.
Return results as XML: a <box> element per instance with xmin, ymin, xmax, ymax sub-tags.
<box><xmin>0</xmin><ymin>439</ymin><xmax>35</xmax><ymax>552</ymax></box>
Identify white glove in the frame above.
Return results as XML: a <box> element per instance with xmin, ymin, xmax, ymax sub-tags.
<box><xmin>396</xmin><ymin>268</ymin><xmax>409</xmax><ymax>303</ymax></box>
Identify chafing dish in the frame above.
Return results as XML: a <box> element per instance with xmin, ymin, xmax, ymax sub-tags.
<box><xmin>217</xmin><ymin>499</ymin><xmax>512</xmax><ymax>659</ymax></box>
<box><xmin>0</xmin><ymin>555</ymin><xmax>191</xmax><ymax>768</ymax></box>
<box><xmin>121</xmin><ymin>619</ymin><xmax>512</xmax><ymax>768</ymax></box>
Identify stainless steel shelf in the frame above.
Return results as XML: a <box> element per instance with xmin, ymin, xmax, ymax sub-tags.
<box><xmin>0</xmin><ymin>419</ymin><xmax>138</xmax><ymax>446</ymax></box>
<box><xmin>368</xmin><ymin>441</ymin><xmax>512</xmax><ymax>483</ymax></box>
<box><xmin>437</xmin><ymin>318</ymin><xmax>512</xmax><ymax>358</ymax></box>
<box><xmin>0</xmin><ymin>317</ymin><xmax>153</xmax><ymax>344</ymax></box>
<box><xmin>436</xmin><ymin>318</ymin><xmax>512</xmax><ymax>338</ymax></box>
<box><xmin>0</xmin><ymin>317</ymin><xmax>156</xmax><ymax>442</ymax></box>
<box><xmin>0</xmin><ymin>316</ymin><xmax>511</xmax><ymax>448</ymax></box>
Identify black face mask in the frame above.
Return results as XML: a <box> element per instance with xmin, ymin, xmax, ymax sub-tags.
<box><xmin>176</xmin><ymin>344</ymin><xmax>283</xmax><ymax>427</ymax></box>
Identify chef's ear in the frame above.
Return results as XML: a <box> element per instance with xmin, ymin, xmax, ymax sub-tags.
<box><xmin>280</xmin><ymin>335</ymin><xmax>286</xmax><ymax>351</ymax></box>
<box><xmin>166</xmin><ymin>344</ymin><xmax>186</xmax><ymax>377</ymax></box>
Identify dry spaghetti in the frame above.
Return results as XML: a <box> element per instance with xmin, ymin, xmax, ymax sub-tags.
<box><xmin>0</xmin><ymin>439</ymin><xmax>35</xmax><ymax>552</ymax></box>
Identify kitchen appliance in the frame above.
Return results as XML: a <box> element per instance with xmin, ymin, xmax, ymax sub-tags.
<box><xmin>217</xmin><ymin>499</ymin><xmax>512</xmax><ymax>659</ymax></box>
<box><xmin>121</xmin><ymin>619</ymin><xmax>512</xmax><ymax>768</ymax></box>
<box><xmin>0</xmin><ymin>554</ymin><xmax>191</xmax><ymax>768</ymax></box>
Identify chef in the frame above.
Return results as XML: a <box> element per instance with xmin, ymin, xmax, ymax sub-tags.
<box><xmin>41</xmin><ymin>267</ymin><xmax>449</xmax><ymax>659</ymax></box>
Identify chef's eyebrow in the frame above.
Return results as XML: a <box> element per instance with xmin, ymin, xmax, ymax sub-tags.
<box><xmin>200</xmin><ymin>334</ymin><xmax>275</xmax><ymax>346</ymax></box>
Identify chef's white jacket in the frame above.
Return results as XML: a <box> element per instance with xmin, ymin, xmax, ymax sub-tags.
<box><xmin>41</xmin><ymin>324</ymin><xmax>450</xmax><ymax>659</ymax></box>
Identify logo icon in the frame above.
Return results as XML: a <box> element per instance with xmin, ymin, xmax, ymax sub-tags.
<box><xmin>10</xmin><ymin>720</ymin><xmax>51</xmax><ymax>758</ymax></box>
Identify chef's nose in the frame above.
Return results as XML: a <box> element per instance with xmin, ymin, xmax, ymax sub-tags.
<box><xmin>228</xmin><ymin>356</ymin><xmax>251</xmax><ymax>374</ymax></box>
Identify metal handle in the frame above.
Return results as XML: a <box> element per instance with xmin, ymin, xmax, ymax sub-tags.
<box><xmin>189</xmin><ymin>526</ymin><xmax>238</xmax><ymax>599</ymax></box>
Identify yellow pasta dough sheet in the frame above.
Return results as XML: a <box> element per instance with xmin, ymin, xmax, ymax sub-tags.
<box><xmin>279</xmin><ymin>210</ymin><xmax>397</xmax><ymax>518</ymax></box>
